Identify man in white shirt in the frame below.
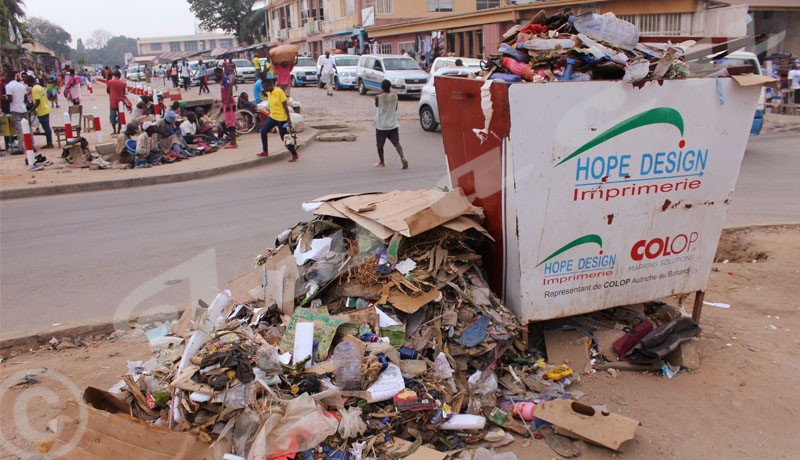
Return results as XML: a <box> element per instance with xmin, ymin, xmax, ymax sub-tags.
<box><xmin>319</xmin><ymin>51</ymin><xmax>337</xmax><ymax>96</ymax></box>
<box><xmin>788</xmin><ymin>63</ymin><xmax>800</xmax><ymax>104</ymax></box>
<box><xmin>5</xmin><ymin>70</ymin><xmax>29</xmax><ymax>155</ymax></box>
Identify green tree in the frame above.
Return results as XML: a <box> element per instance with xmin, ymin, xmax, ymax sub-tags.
<box><xmin>76</xmin><ymin>38</ymin><xmax>85</xmax><ymax>53</ymax></box>
<box><xmin>240</xmin><ymin>8</ymin><xmax>268</xmax><ymax>44</ymax></box>
<box><xmin>79</xmin><ymin>35</ymin><xmax>137</xmax><ymax>67</ymax></box>
<box><xmin>187</xmin><ymin>0</ymin><xmax>255</xmax><ymax>42</ymax></box>
<box><xmin>86</xmin><ymin>29</ymin><xmax>111</xmax><ymax>49</ymax></box>
<box><xmin>25</xmin><ymin>17</ymin><xmax>71</xmax><ymax>58</ymax></box>
<box><xmin>1</xmin><ymin>0</ymin><xmax>26</xmax><ymax>42</ymax></box>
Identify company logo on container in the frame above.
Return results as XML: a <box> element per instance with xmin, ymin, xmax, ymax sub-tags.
<box><xmin>537</xmin><ymin>234</ymin><xmax>616</xmax><ymax>285</ymax></box>
<box><xmin>631</xmin><ymin>232</ymin><xmax>699</xmax><ymax>261</ymax></box>
<box><xmin>555</xmin><ymin>108</ymin><xmax>708</xmax><ymax>203</ymax></box>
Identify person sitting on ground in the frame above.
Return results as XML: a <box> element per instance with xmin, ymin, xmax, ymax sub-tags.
<box><xmin>115</xmin><ymin>123</ymin><xmax>139</xmax><ymax>166</ymax></box>
<box><xmin>194</xmin><ymin>107</ymin><xmax>219</xmax><ymax>140</ymax></box>
<box><xmin>238</xmin><ymin>92</ymin><xmax>257</xmax><ymax>112</ymax></box>
<box><xmin>136</xmin><ymin>121</ymin><xmax>163</xmax><ymax>165</ymax></box>
<box><xmin>155</xmin><ymin>110</ymin><xmax>190</xmax><ymax>160</ymax></box>
<box><xmin>180</xmin><ymin>112</ymin><xmax>208</xmax><ymax>145</ymax></box>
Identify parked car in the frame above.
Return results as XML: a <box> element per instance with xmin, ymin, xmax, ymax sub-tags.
<box><xmin>126</xmin><ymin>65</ymin><xmax>145</xmax><ymax>82</ymax></box>
<box><xmin>418</xmin><ymin>66</ymin><xmax>481</xmax><ymax>132</ymax></box>
<box><xmin>356</xmin><ymin>54</ymin><xmax>429</xmax><ymax>97</ymax></box>
<box><xmin>291</xmin><ymin>57</ymin><xmax>319</xmax><ymax>87</ymax></box>
<box><xmin>316</xmin><ymin>54</ymin><xmax>360</xmax><ymax>90</ymax></box>
<box><xmin>428</xmin><ymin>57</ymin><xmax>482</xmax><ymax>80</ymax></box>
<box><xmin>232</xmin><ymin>59</ymin><xmax>257</xmax><ymax>83</ymax></box>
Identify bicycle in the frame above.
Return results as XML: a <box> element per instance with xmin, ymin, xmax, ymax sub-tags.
<box><xmin>234</xmin><ymin>98</ymin><xmax>269</xmax><ymax>135</ymax></box>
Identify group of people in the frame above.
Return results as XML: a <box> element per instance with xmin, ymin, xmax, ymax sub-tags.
<box><xmin>167</xmin><ymin>60</ymin><xmax>210</xmax><ymax>94</ymax></box>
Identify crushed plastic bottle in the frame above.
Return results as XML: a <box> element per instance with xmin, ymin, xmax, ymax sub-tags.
<box><xmin>569</xmin><ymin>13</ymin><xmax>639</xmax><ymax>49</ymax></box>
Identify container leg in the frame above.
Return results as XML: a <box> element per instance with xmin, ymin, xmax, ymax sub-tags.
<box><xmin>691</xmin><ymin>290</ymin><xmax>705</xmax><ymax>323</ymax></box>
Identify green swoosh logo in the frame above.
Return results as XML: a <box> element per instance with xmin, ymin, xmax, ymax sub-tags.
<box><xmin>556</xmin><ymin>108</ymin><xmax>685</xmax><ymax>167</ymax></box>
<box><xmin>536</xmin><ymin>234</ymin><xmax>603</xmax><ymax>267</ymax></box>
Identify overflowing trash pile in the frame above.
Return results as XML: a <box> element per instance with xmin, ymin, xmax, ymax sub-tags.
<box><xmin>483</xmin><ymin>9</ymin><xmax>690</xmax><ymax>84</ymax></box>
<box><xmin>50</xmin><ymin>189</ymin><xmax>704</xmax><ymax>459</ymax></box>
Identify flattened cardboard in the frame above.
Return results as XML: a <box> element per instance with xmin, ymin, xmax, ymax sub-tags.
<box><xmin>534</xmin><ymin>399</ymin><xmax>639</xmax><ymax>451</ymax></box>
<box><xmin>387</xmin><ymin>438</ymin><xmax>446</xmax><ymax>460</ymax></box>
<box><xmin>731</xmin><ymin>74</ymin><xmax>778</xmax><ymax>89</ymax></box>
<box><xmin>544</xmin><ymin>329</ymin><xmax>591</xmax><ymax>373</ymax></box>
<box><xmin>388</xmin><ymin>289</ymin><xmax>442</xmax><ymax>314</ymax></box>
<box><xmin>228</xmin><ymin>265</ymin><xmax>266</xmax><ymax>304</ymax></box>
<box><xmin>52</xmin><ymin>400</ymin><xmax>210</xmax><ymax>459</ymax></box>
<box><xmin>264</xmin><ymin>246</ymin><xmax>300</xmax><ymax>316</ymax></box>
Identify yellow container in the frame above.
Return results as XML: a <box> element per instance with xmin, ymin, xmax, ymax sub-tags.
<box><xmin>0</xmin><ymin>115</ymin><xmax>15</xmax><ymax>137</ymax></box>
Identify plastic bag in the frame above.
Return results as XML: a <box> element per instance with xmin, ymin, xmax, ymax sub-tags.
<box><xmin>338</xmin><ymin>407</ymin><xmax>367</xmax><ymax>439</ymax></box>
<box><xmin>247</xmin><ymin>393</ymin><xmax>338</xmax><ymax>459</ymax></box>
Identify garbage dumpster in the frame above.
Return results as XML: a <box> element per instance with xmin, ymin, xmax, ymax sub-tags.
<box><xmin>437</xmin><ymin>75</ymin><xmax>770</xmax><ymax>323</ymax></box>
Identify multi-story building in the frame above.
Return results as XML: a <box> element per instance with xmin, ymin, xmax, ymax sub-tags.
<box><xmin>265</xmin><ymin>0</ymin><xmax>797</xmax><ymax>61</ymax></box>
<box><xmin>136</xmin><ymin>33</ymin><xmax>239</xmax><ymax>59</ymax></box>
<box><xmin>265</xmin><ymin>0</ymin><xmax>488</xmax><ymax>57</ymax></box>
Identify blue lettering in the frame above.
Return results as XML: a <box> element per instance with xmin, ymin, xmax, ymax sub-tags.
<box><xmin>591</xmin><ymin>156</ymin><xmax>605</xmax><ymax>179</ymax></box>
<box><xmin>653</xmin><ymin>152</ymin><xmax>665</xmax><ymax>174</ymax></box>
<box><xmin>576</xmin><ymin>157</ymin><xmax>590</xmax><ymax>181</ymax></box>
<box><xmin>544</xmin><ymin>259</ymin><xmax>573</xmax><ymax>275</ymax></box>
<box><xmin>619</xmin><ymin>155</ymin><xmax>631</xmax><ymax>177</ymax></box>
<box><xmin>666</xmin><ymin>151</ymin><xmax>677</xmax><ymax>174</ymax></box>
<box><xmin>640</xmin><ymin>153</ymin><xmax>653</xmax><ymax>175</ymax></box>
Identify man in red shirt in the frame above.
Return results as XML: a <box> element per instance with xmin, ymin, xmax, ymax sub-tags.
<box><xmin>106</xmin><ymin>70</ymin><xmax>127</xmax><ymax>134</ymax></box>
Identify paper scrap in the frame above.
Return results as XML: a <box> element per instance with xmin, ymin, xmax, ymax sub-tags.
<box><xmin>376</xmin><ymin>307</ymin><xmax>401</xmax><ymax>327</ymax></box>
<box><xmin>395</xmin><ymin>258</ymin><xmax>417</xmax><ymax>275</ymax></box>
<box><xmin>366</xmin><ymin>363</ymin><xmax>405</xmax><ymax>403</ymax></box>
<box><xmin>703</xmin><ymin>301</ymin><xmax>730</xmax><ymax>309</ymax></box>
<box><xmin>388</xmin><ymin>289</ymin><xmax>442</xmax><ymax>314</ymax></box>
<box><xmin>293</xmin><ymin>237</ymin><xmax>332</xmax><ymax>265</ymax></box>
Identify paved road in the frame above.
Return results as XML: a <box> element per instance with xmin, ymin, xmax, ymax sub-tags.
<box><xmin>1</xmin><ymin>123</ymin><xmax>797</xmax><ymax>334</ymax></box>
<box><xmin>0</xmin><ymin>121</ymin><xmax>448</xmax><ymax>334</ymax></box>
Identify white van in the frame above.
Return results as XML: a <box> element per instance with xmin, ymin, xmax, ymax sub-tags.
<box><xmin>126</xmin><ymin>65</ymin><xmax>145</xmax><ymax>82</ymax></box>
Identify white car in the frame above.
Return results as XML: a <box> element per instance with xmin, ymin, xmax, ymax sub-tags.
<box><xmin>232</xmin><ymin>59</ymin><xmax>257</xmax><ymax>83</ymax></box>
<box><xmin>316</xmin><ymin>54</ymin><xmax>360</xmax><ymax>90</ymax></box>
<box><xmin>291</xmin><ymin>57</ymin><xmax>319</xmax><ymax>87</ymax></box>
<box><xmin>419</xmin><ymin>66</ymin><xmax>481</xmax><ymax>132</ymax></box>
<box><xmin>428</xmin><ymin>56</ymin><xmax>482</xmax><ymax>79</ymax></box>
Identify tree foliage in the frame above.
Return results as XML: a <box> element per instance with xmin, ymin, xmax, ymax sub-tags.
<box><xmin>187</xmin><ymin>0</ymin><xmax>255</xmax><ymax>41</ymax></box>
<box><xmin>25</xmin><ymin>16</ymin><xmax>71</xmax><ymax>58</ymax></box>
<box><xmin>73</xmin><ymin>35</ymin><xmax>137</xmax><ymax>68</ymax></box>
<box><xmin>86</xmin><ymin>29</ymin><xmax>112</xmax><ymax>49</ymax></box>
<box><xmin>1</xmin><ymin>0</ymin><xmax>26</xmax><ymax>41</ymax></box>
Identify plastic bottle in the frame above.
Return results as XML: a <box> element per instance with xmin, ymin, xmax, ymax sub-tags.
<box><xmin>560</xmin><ymin>58</ymin><xmax>576</xmax><ymax>81</ymax></box>
<box><xmin>333</xmin><ymin>341</ymin><xmax>362</xmax><ymax>391</ymax></box>
<box><xmin>498</xmin><ymin>43</ymin><xmax>529</xmax><ymax>63</ymax></box>
<box><xmin>569</xmin><ymin>13</ymin><xmax>640</xmax><ymax>48</ymax></box>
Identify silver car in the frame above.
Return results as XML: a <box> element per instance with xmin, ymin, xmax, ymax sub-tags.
<box><xmin>419</xmin><ymin>67</ymin><xmax>481</xmax><ymax>132</ymax></box>
<box><xmin>356</xmin><ymin>54</ymin><xmax>429</xmax><ymax>96</ymax></box>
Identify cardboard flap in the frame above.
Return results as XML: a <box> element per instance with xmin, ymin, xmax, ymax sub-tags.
<box><xmin>534</xmin><ymin>399</ymin><xmax>639</xmax><ymax>451</ymax></box>
<box><xmin>731</xmin><ymin>74</ymin><xmax>778</xmax><ymax>88</ymax></box>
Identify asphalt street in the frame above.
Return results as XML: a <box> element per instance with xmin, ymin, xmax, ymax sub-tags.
<box><xmin>0</xmin><ymin>124</ymin><xmax>797</xmax><ymax>334</ymax></box>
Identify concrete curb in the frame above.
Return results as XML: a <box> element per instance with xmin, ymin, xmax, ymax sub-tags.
<box><xmin>0</xmin><ymin>305</ymin><xmax>185</xmax><ymax>353</ymax></box>
<box><xmin>0</xmin><ymin>130</ymin><xmax>318</xmax><ymax>200</ymax></box>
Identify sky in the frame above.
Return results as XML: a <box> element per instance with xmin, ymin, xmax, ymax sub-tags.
<box><xmin>23</xmin><ymin>0</ymin><xmax>200</xmax><ymax>46</ymax></box>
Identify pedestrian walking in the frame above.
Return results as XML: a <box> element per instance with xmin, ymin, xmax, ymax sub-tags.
<box><xmin>5</xmin><ymin>70</ymin><xmax>28</xmax><ymax>155</ymax></box>
<box><xmin>215</xmin><ymin>67</ymin><xmax>238</xmax><ymax>149</ymax></box>
<box><xmin>26</xmin><ymin>75</ymin><xmax>53</xmax><ymax>149</ymax></box>
<box><xmin>106</xmin><ymin>70</ymin><xmax>127</xmax><ymax>134</ymax></box>
<box><xmin>319</xmin><ymin>51</ymin><xmax>336</xmax><ymax>96</ymax></box>
<box><xmin>257</xmin><ymin>79</ymin><xmax>298</xmax><ymax>162</ymax></box>
<box><xmin>144</xmin><ymin>64</ymin><xmax>152</xmax><ymax>83</ymax></box>
<box><xmin>0</xmin><ymin>71</ymin><xmax>13</xmax><ymax>151</ymax></box>
<box><xmin>197</xmin><ymin>60</ymin><xmax>210</xmax><ymax>95</ymax></box>
<box><xmin>373</xmin><ymin>80</ymin><xmax>408</xmax><ymax>169</ymax></box>
<box><xmin>274</xmin><ymin>60</ymin><xmax>293</xmax><ymax>97</ymax></box>
<box><xmin>169</xmin><ymin>61</ymin><xmax>179</xmax><ymax>88</ymax></box>
<box><xmin>789</xmin><ymin>63</ymin><xmax>800</xmax><ymax>104</ymax></box>
<box><xmin>65</xmin><ymin>69</ymin><xmax>81</xmax><ymax>105</ymax></box>
<box><xmin>180</xmin><ymin>60</ymin><xmax>192</xmax><ymax>91</ymax></box>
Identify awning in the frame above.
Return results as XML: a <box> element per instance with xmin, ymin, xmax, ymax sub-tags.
<box><xmin>132</xmin><ymin>55</ymin><xmax>158</xmax><ymax>63</ymax></box>
<box><xmin>23</xmin><ymin>42</ymin><xmax>55</xmax><ymax>56</ymax></box>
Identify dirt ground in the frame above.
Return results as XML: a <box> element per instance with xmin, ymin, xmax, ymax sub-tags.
<box><xmin>1</xmin><ymin>225</ymin><xmax>798</xmax><ymax>459</ymax></box>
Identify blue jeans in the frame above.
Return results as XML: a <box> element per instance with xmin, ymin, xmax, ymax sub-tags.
<box><xmin>38</xmin><ymin>113</ymin><xmax>53</xmax><ymax>146</ymax></box>
<box><xmin>260</xmin><ymin>117</ymin><xmax>297</xmax><ymax>156</ymax></box>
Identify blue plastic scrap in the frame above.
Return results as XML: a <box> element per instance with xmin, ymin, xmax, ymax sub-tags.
<box><xmin>459</xmin><ymin>315</ymin><xmax>492</xmax><ymax>348</ymax></box>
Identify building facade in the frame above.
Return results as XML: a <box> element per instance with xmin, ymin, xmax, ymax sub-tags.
<box><xmin>137</xmin><ymin>33</ymin><xmax>239</xmax><ymax>58</ymax></box>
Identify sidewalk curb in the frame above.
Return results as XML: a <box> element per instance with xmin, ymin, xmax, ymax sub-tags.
<box><xmin>0</xmin><ymin>305</ymin><xmax>184</xmax><ymax>353</ymax></box>
<box><xmin>0</xmin><ymin>130</ymin><xmax>318</xmax><ymax>200</ymax></box>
